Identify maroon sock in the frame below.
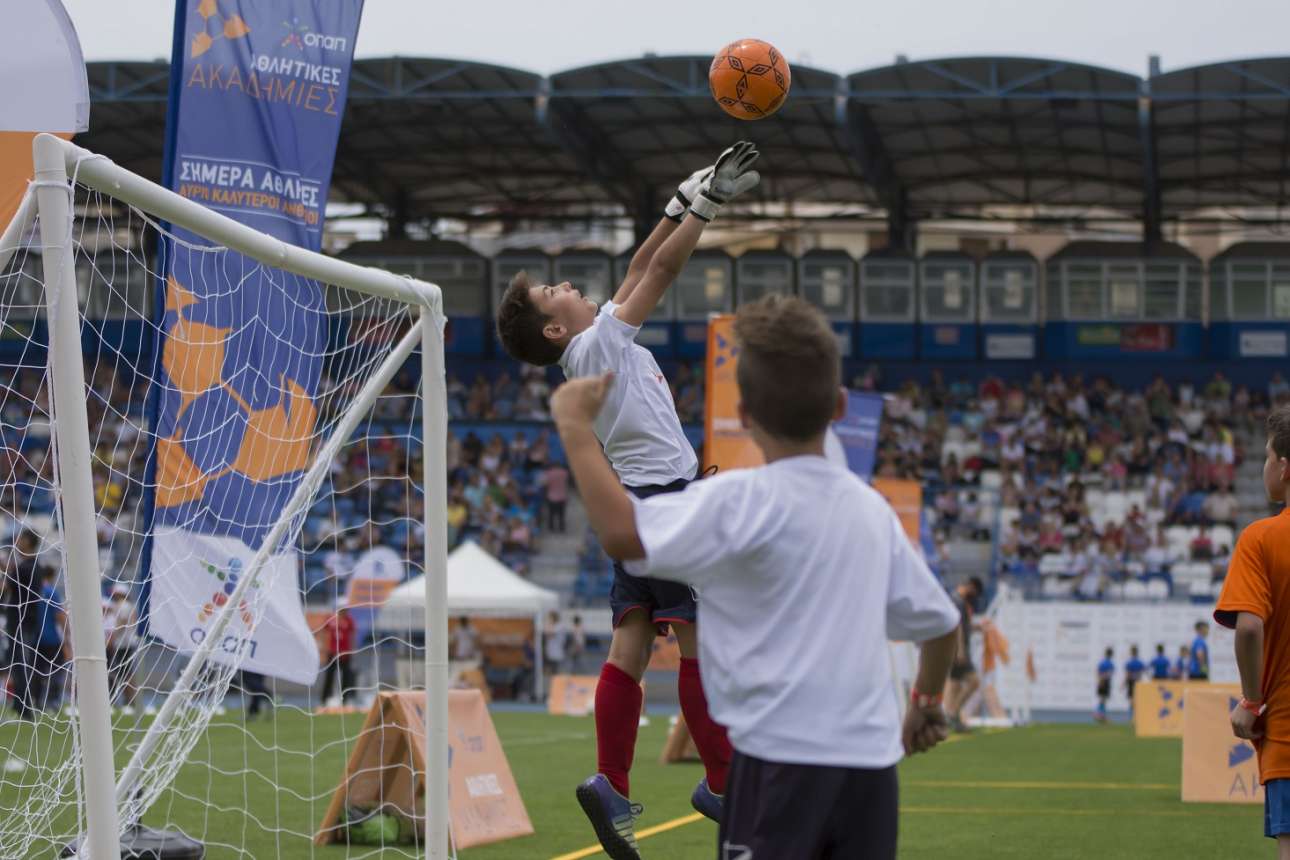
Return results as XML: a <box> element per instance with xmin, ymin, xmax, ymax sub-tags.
<box><xmin>678</xmin><ymin>657</ymin><xmax>733</xmax><ymax>794</ymax></box>
<box><xmin>595</xmin><ymin>662</ymin><xmax>642</xmax><ymax>797</ymax></box>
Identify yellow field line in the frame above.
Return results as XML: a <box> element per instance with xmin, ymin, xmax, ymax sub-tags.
<box><xmin>907</xmin><ymin>779</ymin><xmax>1175</xmax><ymax>791</ymax></box>
<box><xmin>904</xmin><ymin>805</ymin><xmax>1252</xmax><ymax>817</ymax></box>
<box><xmin>548</xmin><ymin>812</ymin><xmax>706</xmax><ymax>860</ymax></box>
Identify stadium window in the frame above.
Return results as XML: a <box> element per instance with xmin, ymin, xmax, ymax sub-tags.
<box><xmin>703</xmin><ymin>269</ymin><xmax>725</xmax><ymax>305</ymax></box>
<box><xmin>1003</xmin><ymin>270</ymin><xmax>1024</xmax><ymax>310</ymax></box>
<box><xmin>1108</xmin><ymin>266</ymin><xmax>1141</xmax><ymax>319</ymax></box>
<box><xmin>923</xmin><ymin>266</ymin><xmax>972</xmax><ymax>321</ymax></box>
<box><xmin>1143</xmin><ymin>265</ymin><xmax>1184</xmax><ymax>320</ymax></box>
<box><xmin>983</xmin><ymin>268</ymin><xmax>1032</xmax><ymax>322</ymax></box>
<box><xmin>422</xmin><ymin>259</ymin><xmax>488</xmax><ymax>316</ymax></box>
<box><xmin>862</xmin><ymin>263</ymin><xmax>913</xmax><ymax>321</ymax></box>
<box><xmin>739</xmin><ymin>262</ymin><xmax>790</xmax><ymax>304</ymax></box>
<box><xmin>801</xmin><ymin>264</ymin><xmax>850</xmax><ymax>316</ymax></box>
<box><xmin>677</xmin><ymin>267</ymin><xmax>729</xmax><ymax>316</ymax></box>
<box><xmin>1232</xmin><ymin>263</ymin><xmax>1269</xmax><ymax>319</ymax></box>
<box><xmin>1065</xmin><ymin>263</ymin><xmax>1102</xmax><ymax>318</ymax></box>
<box><xmin>1275</xmin><ymin>283</ymin><xmax>1290</xmax><ymax>319</ymax></box>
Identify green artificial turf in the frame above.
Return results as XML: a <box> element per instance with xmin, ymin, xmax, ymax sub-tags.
<box><xmin>0</xmin><ymin>710</ymin><xmax>1268</xmax><ymax>858</ymax></box>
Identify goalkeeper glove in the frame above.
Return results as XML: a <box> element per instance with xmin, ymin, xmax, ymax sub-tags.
<box><xmin>665</xmin><ymin>166</ymin><xmax>714</xmax><ymax>222</ymax></box>
<box><xmin>689</xmin><ymin>141</ymin><xmax>761</xmax><ymax>222</ymax></box>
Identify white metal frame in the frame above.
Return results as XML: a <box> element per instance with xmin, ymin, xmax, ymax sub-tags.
<box><xmin>26</xmin><ymin>134</ymin><xmax>451</xmax><ymax>860</ymax></box>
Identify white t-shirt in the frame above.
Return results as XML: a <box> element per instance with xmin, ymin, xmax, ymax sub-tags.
<box><xmin>627</xmin><ymin>455</ymin><xmax>959</xmax><ymax>768</ymax></box>
<box><xmin>102</xmin><ymin>597</ymin><xmax>137</xmax><ymax>649</ymax></box>
<box><xmin>545</xmin><ymin>621</ymin><xmax>569</xmax><ymax>662</ymax></box>
<box><xmin>560</xmin><ymin>301</ymin><xmax>697</xmax><ymax>487</ymax></box>
<box><xmin>824</xmin><ymin>427</ymin><xmax>847</xmax><ymax>468</ymax></box>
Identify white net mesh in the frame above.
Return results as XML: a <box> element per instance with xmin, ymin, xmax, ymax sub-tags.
<box><xmin>0</xmin><ymin>179</ymin><xmax>437</xmax><ymax>857</ymax></box>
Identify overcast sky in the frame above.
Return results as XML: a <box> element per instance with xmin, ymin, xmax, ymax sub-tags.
<box><xmin>58</xmin><ymin>0</ymin><xmax>1290</xmax><ymax>76</ymax></box>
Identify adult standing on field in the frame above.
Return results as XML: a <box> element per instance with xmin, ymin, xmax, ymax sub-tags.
<box><xmin>318</xmin><ymin>606</ymin><xmax>357</xmax><ymax>706</ymax></box>
<box><xmin>945</xmin><ymin>577</ymin><xmax>984</xmax><ymax>731</ymax></box>
<box><xmin>1215</xmin><ymin>404</ymin><xmax>1290</xmax><ymax>854</ymax></box>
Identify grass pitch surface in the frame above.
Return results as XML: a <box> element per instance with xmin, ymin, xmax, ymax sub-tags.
<box><xmin>0</xmin><ymin>709</ymin><xmax>1267</xmax><ymax>858</ymax></box>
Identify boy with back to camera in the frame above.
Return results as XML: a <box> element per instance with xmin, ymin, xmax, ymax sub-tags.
<box><xmin>550</xmin><ymin>295</ymin><xmax>961</xmax><ymax>859</ymax></box>
<box><xmin>496</xmin><ymin>142</ymin><xmax>761</xmax><ymax>859</ymax></box>
<box><xmin>1216</xmin><ymin>405</ymin><xmax>1290</xmax><ymax>854</ymax></box>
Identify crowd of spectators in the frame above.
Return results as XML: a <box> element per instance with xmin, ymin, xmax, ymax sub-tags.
<box><xmin>444</xmin><ymin>361</ymin><xmax>706</xmax><ymax>425</ymax></box>
<box><xmin>866</xmin><ymin>368</ymin><xmax>1277</xmax><ymax>601</ymax></box>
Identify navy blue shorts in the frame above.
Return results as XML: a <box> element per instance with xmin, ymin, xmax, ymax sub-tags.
<box><xmin>610</xmin><ymin>477</ymin><xmax>696</xmax><ymax>636</ymax></box>
<box><xmin>1266</xmin><ymin>778</ymin><xmax>1290</xmax><ymax>838</ymax></box>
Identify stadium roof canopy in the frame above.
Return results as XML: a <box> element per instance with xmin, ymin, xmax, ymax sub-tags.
<box><xmin>1151</xmin><ymin>58</ymin><xmax>1290</xmax><ymax>213</ymax></box>
<box><xmin>80</xmin><ymin>54</ymin><xmax>1290</xmax><ymax>238</ymax></box>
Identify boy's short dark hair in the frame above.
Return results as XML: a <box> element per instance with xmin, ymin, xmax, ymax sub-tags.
<box><xmin>1269</xmin><ymin>404</ymin><xmax>1290</xmax><ymax>460</ymax></box>
<box><xmin>496</xmin><ymin>271</ymin><xmax>564</xmax><ymax>367</ymax></box>
<box><xmin>733</xmin><ymin>295</ymin><xmax>839</xmax><ymax>442</ymax></box>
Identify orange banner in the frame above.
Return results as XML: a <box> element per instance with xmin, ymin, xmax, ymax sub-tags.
<box><xmin>547</xmin><ymin>674</ymin><xmax>647</xmax><ymax>716</ymax></box>
<box><xmin>547</xmin><ymin>675</ymin><xmax>599</xmax><ymax>716</ymax></box>
<box><xmin>873</xmin><ymin>478</ymin><xmax>921</xmax><ymax>544</ymax></box>
<box><xmin>344</xmin><ymin>577</ymin><xmax>401</xmax><ymax>608</ymax></box>
<box><xmin>316</xmin><ymin>690</ymin><xmax>533</xmax><ymax>848</ymax></box>
<box><xmin>1133</xmin><ymin>681</ymin><xmax>1239</xmax><ymax>738</ymax></box>
<box><xmin>703</xmin><ymin>314</ymin><xmax>764</xmax><ymax>472</ymax></box>
<box><xmin>1182</xmin><ymin>688</ymin><xmax>1263</xmax><ymax>804</ymax></box>
<box><xmin>0</xmin><ymin>132</ymin><xmax>72</xmax><ymax>233</ymax></box>
<box><xmin>660</xmin><ymin>714</ymin><xmax>701</xmax><ymax>764</ymax></box>
<box><xmin>648</xmin><ymin>630</ymin><xmax>682</xmax><ymax>671</ymax></box>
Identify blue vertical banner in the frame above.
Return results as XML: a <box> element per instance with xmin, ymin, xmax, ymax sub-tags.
<box><xmin>833</xmin><ymin>391</ymin><xmax>884</xmax><ymax>481</ymax></box>
<box><xmin>144</xmin><ymin>0</ymin><xmax>364</xmax><ymax>684</ymax></box>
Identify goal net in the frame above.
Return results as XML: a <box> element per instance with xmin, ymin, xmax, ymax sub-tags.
<box><xmin>0</xmin><ymin>135</ymin><xmax>448</xmax><ymax>859</ymax></box>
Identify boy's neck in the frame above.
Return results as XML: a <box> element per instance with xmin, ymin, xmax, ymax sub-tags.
<box><xmin>752</xmin><ymin>429</ymin><xmax>827</xmax><ymax>464</ymax></box>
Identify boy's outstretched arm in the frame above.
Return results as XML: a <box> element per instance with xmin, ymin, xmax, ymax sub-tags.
<box><xmin>550</xmin><ymin>373</ymin><xmax>645</xmax><ymax>560</ymax></box>
<box><xmin>612</xmin><ymin>164</ymin><xmax>712</xmax><ymax>305</ymax></box>
<box><xmin>614</xmin><ymin>141</ymin><xmax>761</xmax><ymax>328</ymax></box>
<box><xmin>612</xmin><ymin>216</ymin><xmax>680</xmax><ymax>306</ymax></box>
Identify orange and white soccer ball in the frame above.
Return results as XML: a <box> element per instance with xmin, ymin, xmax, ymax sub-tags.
<box><xmin>709</xmin><ymin>38</ymin><xmax>792</xmax><ymax>120</ymax></box>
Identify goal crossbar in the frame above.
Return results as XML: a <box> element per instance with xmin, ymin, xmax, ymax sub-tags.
<box><xmin>42</xmin><ymin>135</ymin><xmax>441</xmax><ymax>312</ymax></box>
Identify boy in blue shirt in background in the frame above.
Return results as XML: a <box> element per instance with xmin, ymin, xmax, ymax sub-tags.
<box><xmin>1124</xmin><ymin>645</ymin><xmax>1146</xmax><ymax>712</ymax></box>
<box><xmin>1172</xmin><ymin>645</ymin><xmax>1190</xmax><ymax>680</ymax></box>
<box><xmin>1150</xmin><ymin>643</ymin><xmax>1171</xmax><ymax>680</ymax></box>
<box><xmin>1096</xmin><ymin>648</ymin><xmax>1114</xmax><ymax>723</ymax></box>
<box><xmin>1189</xmin><ymin>621</ymin><xmax>1210</xmax><ymax>681</ymax></box>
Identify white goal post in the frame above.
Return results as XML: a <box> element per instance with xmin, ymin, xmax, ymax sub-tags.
<box><xmin>5</xmin><ymin>132</ymin><xmax>451</xmax><ymax>860</ymax></box>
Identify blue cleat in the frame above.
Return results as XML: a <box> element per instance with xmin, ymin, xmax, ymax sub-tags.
<box><xmin>575</xmin><ymin>774</ymin><xmax>643</xmax><ymax>860</ymax></box>
<box><xmin>690</xmin><ymin>777</ymin><xmax>723</xmax><ymax>823</ymax></box>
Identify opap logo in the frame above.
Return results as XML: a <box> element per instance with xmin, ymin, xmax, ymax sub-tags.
<box><xmin>195</xmin><ymin>555</ymin><xmax>260</xmax><ymax>628</ymax></box>
<box><xmin>280</xmin><ymin>16</ymin><xmax>349</xmax><ymax>53</ymax></box>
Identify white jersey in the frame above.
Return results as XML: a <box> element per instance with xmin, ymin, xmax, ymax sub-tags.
<box><xmin>627</xmin><ymin>455</ymin><xmax>959</xmax><ymax>768</ymax></box>
<box><xmin>560</xmin><ymin>301</ymin><xmax>697</xmax><ymax>487</ymax></box>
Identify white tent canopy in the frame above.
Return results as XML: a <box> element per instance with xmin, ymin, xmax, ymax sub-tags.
<box><xmin>378</xmin><ymin>540</ymin><xmax>558</xmax><ymax>629</ymax></box>
<box><xmin>1</xmin><ymin>0</ymin><xmax>89</xmax><ymax>133</ymax></box>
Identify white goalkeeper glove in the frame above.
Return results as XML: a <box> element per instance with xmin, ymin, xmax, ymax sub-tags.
<box><xmin>665</xmin><ymin>166</ymin><xmax>715</xmax><ymax>222</ymax></box>
<box><xmin>689</xmin><ymin>141</ymin><xmax>761</xmax><ymax>222</ymax></box>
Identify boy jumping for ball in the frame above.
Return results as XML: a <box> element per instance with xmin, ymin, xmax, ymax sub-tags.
<box><xmin>496</xmin><ymin>142</ymin><xmax>760</xmax><ymax>859</ymax></box>
<box><xmin>550</xmin><ymin>296</ymin><xmax>962</xmax><ymax>859</ymax></box>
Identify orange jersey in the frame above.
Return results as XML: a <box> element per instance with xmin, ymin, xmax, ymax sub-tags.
<box><xmin>1215</xmin><ymin>508</ymin><xmax>1290</xmax><ymax>783</ymax></box>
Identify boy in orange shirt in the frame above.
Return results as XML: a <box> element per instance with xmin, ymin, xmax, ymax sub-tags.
<box><xmin>1215</xmin><ymin>404</ymin><xmax>1290</xmax><ymax>854</ymax></box>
